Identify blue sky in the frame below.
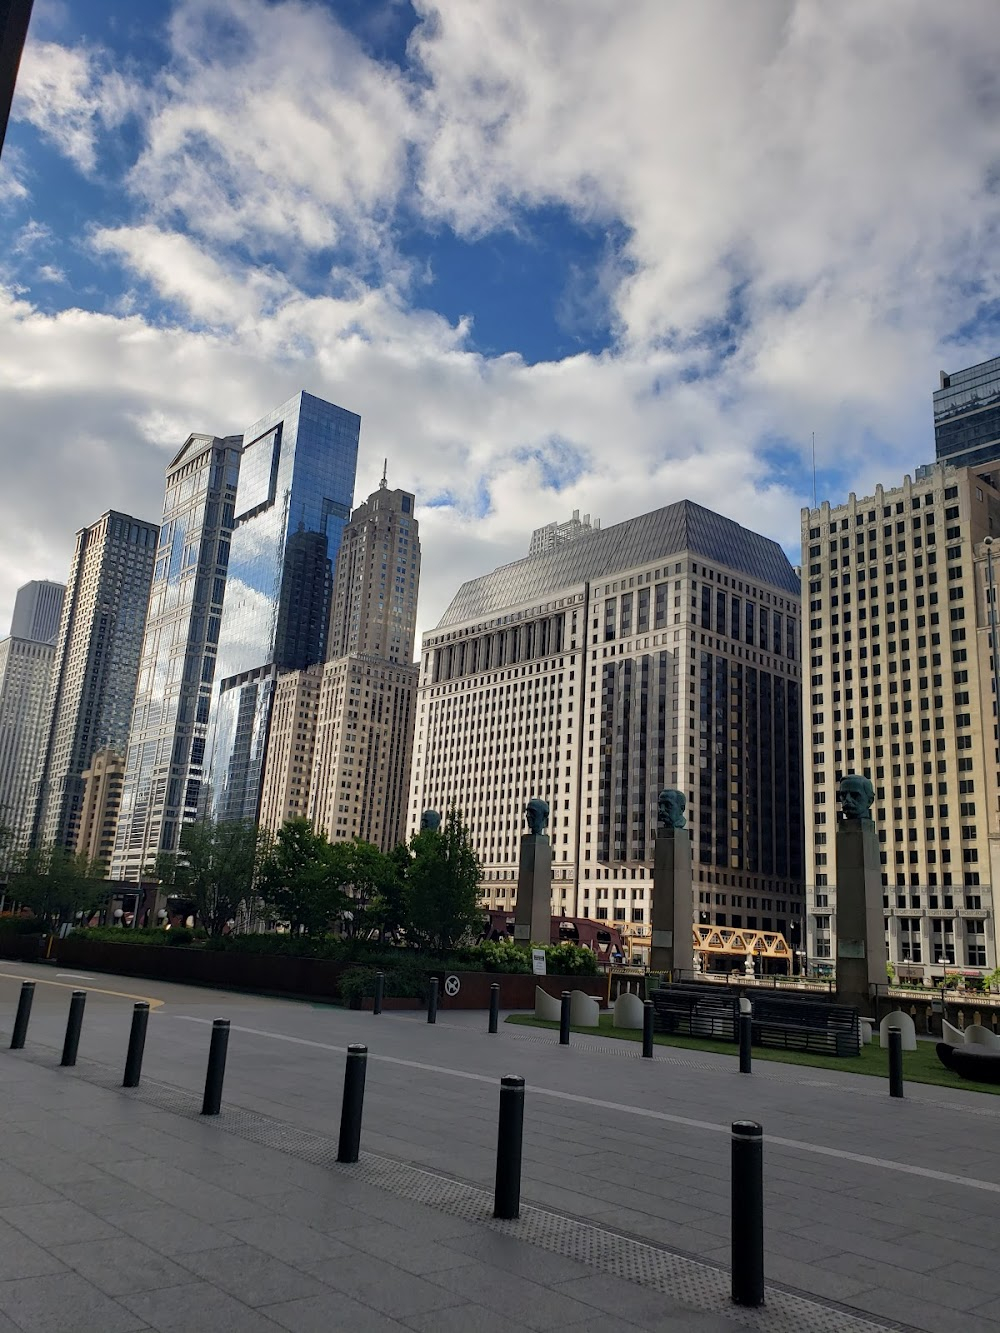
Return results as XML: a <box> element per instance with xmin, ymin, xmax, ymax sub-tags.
<box><xmin>1</xmin><ymin>0</ymin><xmax>999</xmax><ymax>638</ymax></box>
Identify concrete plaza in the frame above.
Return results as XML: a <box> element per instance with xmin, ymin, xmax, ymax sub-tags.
<box><xmin>0</xmin><ymin>962</ymin><xmax>998</xmax><ymax>1332</ymax></box>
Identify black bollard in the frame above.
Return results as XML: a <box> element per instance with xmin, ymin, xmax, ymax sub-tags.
<box><xmin>10</xmin><ymin>980</ymin><xmax>34</xmax><ymax>1050</ymax></box>
<box><xmin>427</xmin><ymin>976</ymin><xmax>439</xmax><ymax>1024</ymax></box>
<box><xmin>642</xmin><ymin>1000</ymin><xmax>655</xmax><ymax>1058</ymax></box>
<box><xmin>559</xmin><ymin>991</ymin><xmax>571</xmax><ymax>1046</ymax></box>
<box><xmin>739</xmin><ymin>1010</ymin><xmax>753</xmax><ymax>1074</ymax></box>
<box><xmin>493</xmin><ymin>1075</ymin><xmax>525</xmax><ymax>1219</ymax></box>
<box><xmin>201</xmin><ymin>1019</ymin><xmax>230</xmax><ymax>1115</ymax></box>
<box><xmin>60</xmin><ymin>991</ymin><xmax>86</xmax><ymax>1067</ymax></box>
<box><xmin>373</xmin><ymin>971</ymin><xmax>384</xmax><ymax>1016</ymax></box>
<box><xmin>337</xmin><ymin>1044</ymin><xmax>368</xmax><ymax>1163</ymax></box>
<box><xmin>731</xmin><ymin>1120</ymin><xmax>765</xmax><ymax>1307</ymax></box>
<box><xmin>122</xmin><ymin>1002</ymin><xmax>150</xmax><ymax>1088</ymax></box>
<box><xmin>489</xmin><ymin>983</ymin><xmax>500</xmax><ymax>1034</ymax></box>
<box><xmin>888</xmin><ymin>1026</ymin><xmax>904</xmax><ymax>1099</ymax></box>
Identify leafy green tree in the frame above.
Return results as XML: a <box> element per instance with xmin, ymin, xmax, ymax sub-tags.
<box><xmin>337</xmin><ymin>838</ymin><xmax>394</xmax><ymax>936</ymax></box>
<box><xmin>404</xmin><ymin>808</ymin><xmax>483</xmax><ymax>952</ymax></box>
<box><xmin>370</xmin><ymin>842</ymin><xmax>410</xmax><ymax>941</ymax></box>
<box><xmin>7</xmin><ymin>845</ymin><xmax>106</xmax><ymax>926</ymax></box>
<box><xmin>257</xmin><ymin>818</ymin><xmax>348</xmax><ymax>933</ymax></box>
<box><xmin>153</xmin><ymin>817</ymin><xmax>264</xmax><ymax>935</ymax></box>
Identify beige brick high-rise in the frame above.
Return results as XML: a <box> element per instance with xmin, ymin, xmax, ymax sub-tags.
<box><xmin>803</xmin><ymin>461</ymin><xmax>1000</xmax><ymax>983</ymax></box>
<box><xmin>260</xmin><ymin>476</ymin><xmax>420</xmax><ymax>851</ymax></box>
<box><xmin>410</xmin><ymin>501</ymin><xmax>805</xmax><ymax>965</ymax></box>
<box><xmin>76</xmin><ymin>747</ymin><xmax>125</xmax><ymax>867</ymax></box>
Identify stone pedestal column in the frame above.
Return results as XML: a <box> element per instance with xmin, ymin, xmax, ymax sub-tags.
<box><xmin>513</xmin><ymin>834</ymin><xmax>552</xmax><ymax>946</ymax></box>
<box><xmin>650</xmin><ymin>826</ymin><xmax>694</xmax><ymax>977</ymax></box>
<box><xmin>834</xmin><ymin>817</ymin><xmax>885</xmax><ymax>1016</ymax></box>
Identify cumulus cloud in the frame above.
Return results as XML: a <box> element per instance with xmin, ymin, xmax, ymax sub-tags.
<box><xmin>2</xmin><ymin>0</ymin><xmax>1000</xmax><ymax>645</ymax></box>
<box><xmin>128</xmin><ymin>0</ymin><xmax>415</xmax><ymax>262</ymax></box>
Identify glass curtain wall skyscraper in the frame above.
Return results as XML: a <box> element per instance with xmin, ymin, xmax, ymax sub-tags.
<box><xmin>206</xmin><ymin>391</ymin><xmax>360</xmax><ymax>823</ymax></box>
<box><xmin>33</xmin><ymin>511</ymin><xmax>158</xmax><ymax>850</ymax></box>
<box><xmin>110</xmin><ymin>435</ymin><xmax>242</xmax><ymax>881</ymax></box>
<box><xmin>934</xmin><ymin>357</ymin><xmax>1000</xmax><ymax>471</ymax></box>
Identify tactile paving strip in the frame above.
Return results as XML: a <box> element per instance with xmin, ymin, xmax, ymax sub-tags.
<box><xmin>5</xmin><ymin>1041</ymin><xmax>911</xmax><ymax>1332</ymax></box>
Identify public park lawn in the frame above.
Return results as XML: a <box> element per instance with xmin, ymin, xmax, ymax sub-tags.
<box><xmin>506</xmin><ymin>1013</ymin><xmax>1000</xmax><ymax>1096</ymax></box>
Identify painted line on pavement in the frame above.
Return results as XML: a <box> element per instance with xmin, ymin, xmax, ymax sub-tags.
<box><xmin>174</xmin><ymin>1015</ymin><xmax>1000</xmax><ymax>1195</ymax></box>
<box><xmin>56</xmin><ymin>973</ymin><xmax>95</xmax><ymax>981</ymax></box>
<box><xmin>0</xmin><ymin>971</ymin><xmax>164</xmax><ymax>1009</ymax></box>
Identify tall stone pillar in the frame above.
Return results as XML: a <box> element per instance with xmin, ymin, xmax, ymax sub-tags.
<box><xmin>650</xmin><ymin>790</ymin><xmax>694</xmax><ymax>977</ymax></box>
<box><xmin>513</xmin><ymin>798</ymin><xmax>553</xmax><ymax>946</ymax></box>
<box><xmin>834</xmin><ymin>774</ymin><xmax>885</xmax><ymax>1016</ymax></box>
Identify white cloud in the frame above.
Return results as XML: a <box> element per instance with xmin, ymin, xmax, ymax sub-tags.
<box><xmin>13</xmin><ymin>39</ymin><xmax>138</xmax><ymax>172</ymax></box>
<box><xmin>128</xmin><ymin>0</ymin><xmax>415</xmax><ymax>262</ymax></box>
<box><xmin>3</xmin><ymin>0</ymin><xmax>1000</xmax><ymax>647</ymax></box>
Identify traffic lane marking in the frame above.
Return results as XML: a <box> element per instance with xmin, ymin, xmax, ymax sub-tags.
<box><xmin>0</xmin><ymin>971</ymin><xmax>165</xmax><ymax>1009</ymax></box>
<box><xmin>173</xmin><ymin>1016</ymin><xmax>1000</xmax><ymax>1194</ymax></box>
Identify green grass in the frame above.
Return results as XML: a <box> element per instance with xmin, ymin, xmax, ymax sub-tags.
<box><xmin>506</xmin><ymin>1013</ymin><xmax>1000</xmax><ymax>1096</ymax></box>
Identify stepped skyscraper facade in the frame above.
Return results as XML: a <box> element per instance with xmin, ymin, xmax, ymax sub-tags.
<box><xmin>410</xmin><ymin>502</ymin><xmax>805</xmax><ymax>964</ymax></box>
<box><xmin>259</xmin><ymin>476</ymin><xmax>420</xmax><ymax>852</ymax></box>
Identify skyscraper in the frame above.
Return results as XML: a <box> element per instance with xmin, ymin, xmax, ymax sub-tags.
<box><xmin>206</xmin><ymin>391</ymin><xmax>360</xmax><ymax>823</ymax></box>
<box><xmin>33</xmin><ymin>512</ymin><xmax>158</xmax><ymax>850</ymax></box>
<box><xmin>0</xmin><ymin>0</ymin><xmax>34</xmax><ymax>158</ymax></box>
<box><xmin>802</xmin><ymin>462</ymin><xmax>1000</xmax><ymax>982</ymax></box>
<box><xmin>259</xmin><ymin>477</ymin><xmax>421</xmax><ymax>852</ymax></box>
<box><xmin>76</xmin><ymin>747</ymin><xmax>125</xmax><ymax>867</ymax></box>
<box><xmin>410</xmin><ymin>501</ymin><xmax>804</xmax><ymax>964</ymax></box>
<box><xmin>10</xmin><ymin>580</ymin><xmax>65</xmax><ymax>644</ymax></box>
<box><xmin>934</xmin><ymin>357</ymin><xmax>1000</xmax><ymax>471</ymax></box>
<box><xmin>0</xmin><ymin>579</ymin><xmax>65</xmax><ymax>851</ymax></box>
<box><xmin>110</xmin><ymin>434</ymin><xmax>242</xmax><ymax>882</ymax></box>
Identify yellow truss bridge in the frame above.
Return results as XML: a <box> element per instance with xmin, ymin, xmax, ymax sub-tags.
<box><xmin>693</xmin><ymin>926</ymin><xmax>790</xmax><ymax>958</ymax></box>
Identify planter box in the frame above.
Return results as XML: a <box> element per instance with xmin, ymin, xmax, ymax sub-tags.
<box><xmin>55</xmin><ymin>936</ymin><xmax>351</xmax><ymax>1001</ymax></box>
<box><xmin>0</xmin><ymin>934</ymin><xmax>44</xmax><ymax>962</ymax></box>
<box><xmin>53</xmin><ymin>937</ymin><xmax>608</xmax><ymax>1010</ymax></box>
<box><xmin>426</xmin><ymin>971</ymin><xmax>607</xmax><ymax>1010</ymax></box>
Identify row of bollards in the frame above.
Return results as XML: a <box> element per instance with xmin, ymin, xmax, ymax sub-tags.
<box><xmin>6</xmin><ymin>981</ymin><xmax>912</xmax><ymax>1314</ymax></box>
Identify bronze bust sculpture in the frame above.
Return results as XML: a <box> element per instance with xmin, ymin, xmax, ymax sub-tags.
<box><xmin>657</xmin><ymin>787</ymin><xmax>686</xmax><ymax>829</ymax></box>
<box><xmin>419</xmin><ymin>809</ymin><xmax>441</xmax><ymax>832</ymax></box>
<box><xmin>524</xmin><ymin>798</ymin><xmax>549</xmax><ymax>835</ymax></box>
<box><xmin>838</xmin><ymin>774</ymin><xmax>874</xmax><ymax>821</ymax></box>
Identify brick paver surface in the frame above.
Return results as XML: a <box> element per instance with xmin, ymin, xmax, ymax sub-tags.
<box><xmin>1</xmin><ymin>962</ymin><xmax>997</xmax><ymax>1331</ymax></box>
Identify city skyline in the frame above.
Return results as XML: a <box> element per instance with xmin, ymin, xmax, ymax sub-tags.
<box><xmin>1</xmin><ymin>3</ymin><xmax>999</xmax><ymax>654</ymax></box>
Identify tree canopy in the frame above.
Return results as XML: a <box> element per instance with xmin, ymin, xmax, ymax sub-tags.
<box><xmin>7</xmin><ymin>845</ymin><xmax>106</xmax><ymax>926</ymax></box>
<box><xmin>153</xmin><ymin>817</ymin><xmax>265</xmax><ymax>935</ymax></box>
<box><xmin>404</xmin><ymin>807</ymin><xmax>484</xmax><ymax>952</ymax></box>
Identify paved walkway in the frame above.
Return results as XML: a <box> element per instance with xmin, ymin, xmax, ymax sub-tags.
<box><xmin>0</xmin><ymin>962</ymin><xmax>998</xmax><ymax>1331</ymax></box>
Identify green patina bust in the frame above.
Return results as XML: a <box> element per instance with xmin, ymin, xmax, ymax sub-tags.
<box><xmin>419</xmin><ymin>809</ymin><xmax>441</xmax><ymax>832</ymax></box>
<box><xmin>657</xmin><ymin>788</ymin><xmax>686</xmax><ymax>829</ymax></box>
<box><xmin>525</xmin><ymin>798</ymin><xmax>549</xmax><ymax>835</ymax></box>
<box><xmin>838</xmin><ymin>774</ymin><xmax>874</xmax><ymax>821</ymax></box>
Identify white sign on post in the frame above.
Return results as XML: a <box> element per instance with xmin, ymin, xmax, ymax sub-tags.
<box><xmin>531</xmin><ymin>948</ymin><xmax>547</xmax><ymax>976</ymax></box>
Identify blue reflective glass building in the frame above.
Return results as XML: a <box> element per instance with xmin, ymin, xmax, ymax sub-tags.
<box><xmin>206</xmin><ymin>391</ymin><xmax>360</xmax><ymax>822</ymax></box>
<box><xmin>934</xmin><ymin>356</ymin><xmax>1000</xmax><ymax>471</ymax></box>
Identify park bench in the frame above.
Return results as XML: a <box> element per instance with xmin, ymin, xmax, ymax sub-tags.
<box><xmin>751</xmin><ymin>995</ymin><xmax>859</xmax><ymax>1057</ymax></box>
<box><xmin>649</xmin><ymin>988</ymin><xmax>739</xmax><ymax>1041</ymax></box>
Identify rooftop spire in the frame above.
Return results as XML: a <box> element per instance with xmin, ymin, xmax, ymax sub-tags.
<box><xmin>380</xmin><ymin>458</ymin><xmax>388</xmax><ymax>489</ymax></box>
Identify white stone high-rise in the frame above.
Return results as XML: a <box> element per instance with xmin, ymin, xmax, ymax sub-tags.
<box><xmin>0</xmin><ymin>580</ymin><xmax>65</xmax><ymax>852</ymax></box>
<box><xmin>802</xmin><ymin>461</ymin><xmax>1000</xmax><ymax>983</ymax></box>
<box><xmin>410</xmin><ymin>501</ymin><xmax>805</xmax><ymax>964</ymax></box>
<box><xmin>259</xmin><ymin>477</ymin><xmax>420</xmax><ymax>852</ymax></box>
